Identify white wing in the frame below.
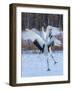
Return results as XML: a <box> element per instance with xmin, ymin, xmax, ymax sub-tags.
<box><xmin>47</xmin><ymin>36</ymin><xmax>62</xmax><ymax>46</ymax></box>
<box><xmin>53</xmin><ymin>37</ymin><xmax>62</xmax><ymax>46</ymax></box>
<box><xmin>46</xmin><ymin>25</ymin><xmax>62</xmax><ymax>36</ymax></box>
<box><xmin>51</xmin><ymin>27</ymin><xmax>62</xmax><ymax>36</ymax></box>
<box><xmin>22</xmin><ymin>29</ymin><xmax>45</xmax><ymax>47</ymax></box>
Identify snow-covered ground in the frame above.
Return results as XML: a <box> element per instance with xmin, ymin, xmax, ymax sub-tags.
<box><xmin>21</xmin><ymin>51</ymin><xmax>63</xmax><ymax>77</ymax></box>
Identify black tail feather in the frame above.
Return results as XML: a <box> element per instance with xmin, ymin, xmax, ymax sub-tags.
<box><xmin>33</xmin><ymin>40</ymin><xmax>45</xmax><ymax>53</ymax></box>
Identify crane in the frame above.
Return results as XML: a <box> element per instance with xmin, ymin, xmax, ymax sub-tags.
<box><xmin>23</xmin><ymin>26</ymin><xmax>62</xmax><ymax>71</ymax></box>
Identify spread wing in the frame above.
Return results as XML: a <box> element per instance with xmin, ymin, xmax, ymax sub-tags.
<box><xmin>46</xmin><ymin>26</ymin><xmax>62</xmax><ymax>36</ymax></box>
<box><xmin>22</xmin><ymin>29</ymin><xmax>45</xmax><ymax>47</ymax></box>
<box><xmin>53</xmin><ymin>37</ymin><xmax>62</xmax><ymax>46</ymax></box>
<box><xmin>47</xmin><ymin>37</ymin><xmax>62</xmax><ymax>47</ymax></box>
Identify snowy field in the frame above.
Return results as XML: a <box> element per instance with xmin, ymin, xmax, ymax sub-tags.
<box><xmin>21</xmin><ymin>51</ymin><xmax>63</xmax><ymax>77</ymax></box>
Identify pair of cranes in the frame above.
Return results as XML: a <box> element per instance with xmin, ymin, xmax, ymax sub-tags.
<box><xmin>23</xmin><ymin>26</ymin><xmax>62</xmax><ymax>71</ymax></box>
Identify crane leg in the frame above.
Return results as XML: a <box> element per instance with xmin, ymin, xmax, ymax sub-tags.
<box><xmin>47</xmin><ymin>58</ymin><xmax>50</xmax><ymax>71</ymax></box>
<box><xmin>51</xmin><ymin>54</ymin><xmax>57</xmax><ymax>64</ymax></box>
<box><xmin>49</xmin><ymin>47</ymin><xmax>57</xmax><ymax>64</ymax></box>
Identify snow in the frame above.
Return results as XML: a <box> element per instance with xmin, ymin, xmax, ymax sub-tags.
<box><xmin>21</xmin><ymin>51</ymin><xmax>63</xmax><ymax>77</ymax></box>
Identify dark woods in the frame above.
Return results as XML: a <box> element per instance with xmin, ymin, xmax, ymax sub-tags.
<box><xmin>21</xmin><ymin>13</ymin><xmax>63</xmax><ymax>51</ymax></box>
<box><xmin>21</xmin><ymin>13</ymin><xmax>63</xmax><ymax>31</ymax></box>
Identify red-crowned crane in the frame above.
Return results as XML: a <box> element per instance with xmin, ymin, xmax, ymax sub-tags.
<box><xmin>23</xmin><ymin>26</ymin><xmax>62</xmax><ymax>71</ymax></box>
